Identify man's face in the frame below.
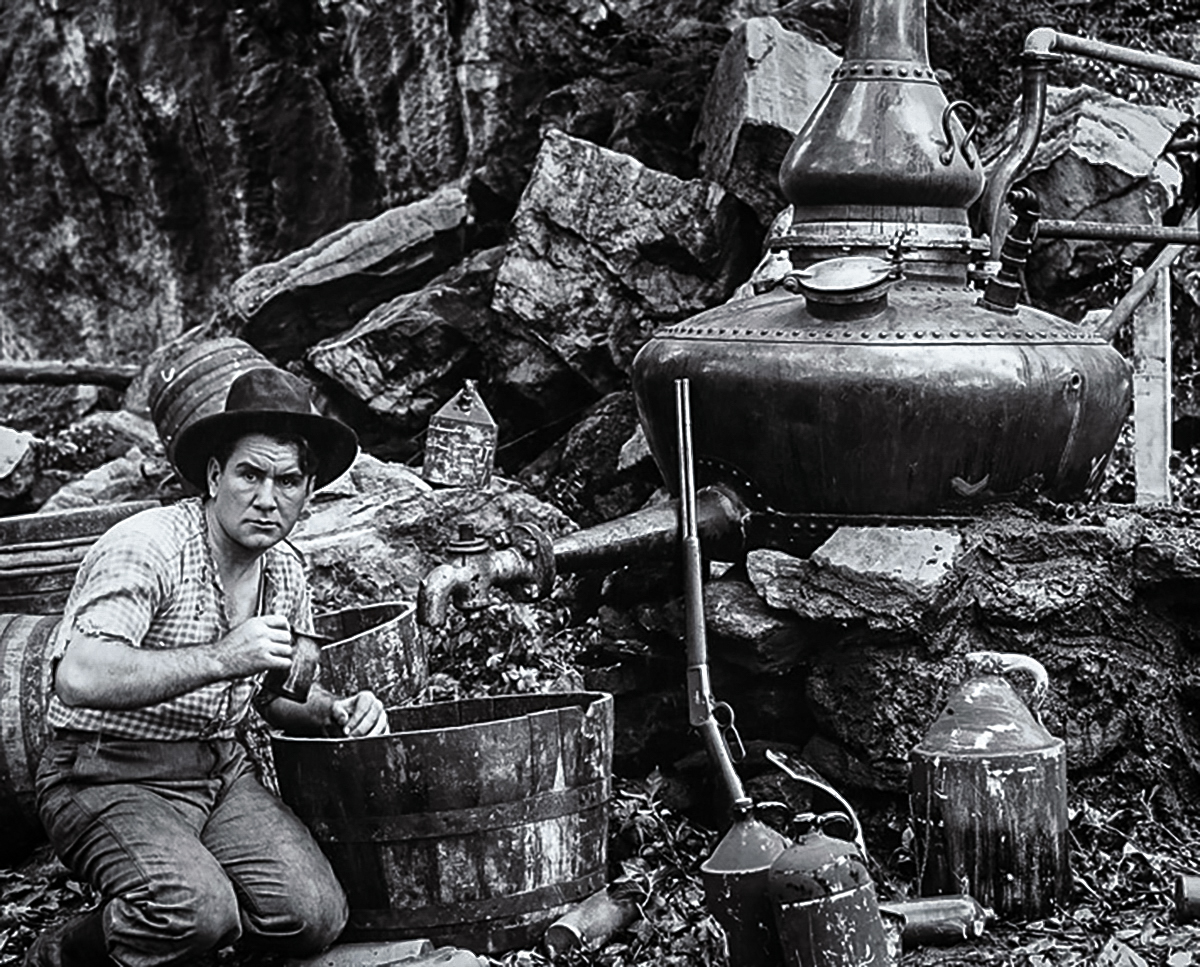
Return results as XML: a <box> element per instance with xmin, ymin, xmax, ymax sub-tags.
<box><xmin>207</xmin><ymin>433</ymin><xmax>314</xmax><ymax>552</ymax></box>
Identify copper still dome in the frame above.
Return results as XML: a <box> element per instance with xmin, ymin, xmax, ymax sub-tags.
<box><xmin>630</xmin><ymin>0</ymin><xmax>1132</xmax><ymax>546</ymax></box>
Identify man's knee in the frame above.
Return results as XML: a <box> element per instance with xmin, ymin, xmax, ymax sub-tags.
<box><xmin>246</xmin><ymin>873</ymin><xmax>348</xmax><ymax>954</ymax></box>
<box><xmin>110</xmin><ymin>877</ymin><xmax>242</xmax><ymax>963</ymax></box>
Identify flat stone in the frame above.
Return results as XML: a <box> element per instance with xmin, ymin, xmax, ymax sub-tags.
<box><xmin>287</xmin><ymin>939</ymin><xmax>487</xmax><ymax>967</ymax></box>
<box><xmin>0</xmin><ymin>425</ymin><xmax>35</xmax><ymax>480</ymax></box>
<box><xmin>813</xmin><ymin>526</ymin><xmax>961</xmax><ymax>591</ymax></box>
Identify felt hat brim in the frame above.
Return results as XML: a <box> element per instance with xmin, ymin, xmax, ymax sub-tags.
<box><xmin>173</xmin><ymin>409</ymin><xmax>358</xmax><ymax>493</ymax></box>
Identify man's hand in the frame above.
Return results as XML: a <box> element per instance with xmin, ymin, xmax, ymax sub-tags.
<box><xmin>211</xmin><ymin>614</ymin><xmax>295</xmax><ymax>678</ymax></box>
<box><xmin>329</xmin><ymin>691</ymin><xmax>388</xmax><ymax>737</ymax></box>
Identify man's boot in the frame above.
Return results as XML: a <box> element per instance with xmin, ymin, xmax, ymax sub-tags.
<box><xmin>23</xmin><ymin>906</ymin><xmax>115</xmax><ymax>967</ymax></box>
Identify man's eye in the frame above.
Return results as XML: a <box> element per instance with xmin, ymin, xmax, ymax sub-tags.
<box><xmin>278</xmin><ymin>475</ymin><xmax>303</xmax><ymax>490</ymax></box>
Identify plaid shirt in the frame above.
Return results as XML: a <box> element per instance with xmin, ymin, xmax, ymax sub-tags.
<box><xmin>46</xmin><ymin>498</ymin><xmax>313</xmax><ymax>740</ymax></box>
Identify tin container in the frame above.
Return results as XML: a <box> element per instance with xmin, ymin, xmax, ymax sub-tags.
<box><xmin>767</xmin><ymin>814</ymin><xmax>893</xmax><ymax>967</ymax></box>
<box><xmin>422</xmin><ymin>380</ymin><xmax>498</xmax><ymax>489</ymax></box>
<box><xmin>910</xmin><ymin>652</ymin><xmax>1070</xmax><ymax>919</ymax></box>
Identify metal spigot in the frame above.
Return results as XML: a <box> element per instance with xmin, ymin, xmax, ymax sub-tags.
<box><xmin>417</xmin><ymin>521</ymin><xmax>556</xmax><ymax>627</ymax></box>
<box><xmin>979</xmin><ymin>187</ymin><xmax>1040</xmax><ymax>315</ymax></box>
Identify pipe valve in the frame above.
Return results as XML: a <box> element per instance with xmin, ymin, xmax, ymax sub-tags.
<box><xmin>417</xmin><ymin>521</ymin><xmax>556</xmax><ymax>627</ymax></box>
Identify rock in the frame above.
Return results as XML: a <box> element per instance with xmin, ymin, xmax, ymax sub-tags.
<box><xmin>814</xmin><ymin>525</ymin><xmax>960</xmax><ymax>589</ymax></box>
<box><xmin>38</xmin><ymin>446</ymin><xmax>174</xmax><ymax>512</ymax></box>
<box><xmin>704</xmin><ymin>575</ymin><xmax>809</xmax><ymax>674</ymax></box>
<box><xmin>0</xmin><ymin>427</ymin><xmax>38</xmax><ymax>504</ymax></box>
<box><xmin>291</xmin><ymin>452</ymin><xmax>575</xmax><ymax>610</ymax></box>
<box><xmin>985</xmin><ymin>85</ymin><xmax>1185</xmax><ymax>311</ymax></box>
<box><xmin>804</xmin><ymin>647</ymin><xmax>950</xmax><ymax>792</ymax></box>
<box><xmin>307</xmin><ymin>246</ymin><xmax>586</xmax><ymax>468</ymax></box>
<box><xmin>745</xmin><ymin>526</ymin><xmax>961</xmax><ymax>635</ymax></box>
<box><xmin>492</xmin><ymin>129</ymin><xmax>760</xmax><ymax>397</ymax></box>
<box><xmin>287</xmin><ymin>939</ymin><xmax>482</xmax><ymax>967</ymax></box>
<box><xmin>9</xmin><ymin>410</ymin><xmax>174</xmax><ymax>511</ymax></box>
<box><xmin>518</xmin><ymin>391</ymin><xmax>661</xmax><ymax>527</ymax></box>
<box><xmin>1133</xmin><ymin>518</ymin><xmax>1200</xmax><ymax>584</ymax></box>
<box><xmin>227</xmin><ymin>185</ymin><xmax>471</xmax><ymax>361</ymax></box>
<box><xmin>694</xmin><ymin>17</ymin><xmax>839</xmax><ymax>228</ymax></box>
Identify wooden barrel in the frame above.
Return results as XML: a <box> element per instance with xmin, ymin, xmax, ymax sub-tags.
<box><xmin>271</xmin><ymin>691</ymin><xmax>614</xmax><ymax>953</ymax></box>
<box><xmin>313</xmin><ymin>601</ymin><xmax>424</xmax><ymax>709</ymax></box>
<box><xmin>0</xmin><ymin>502</ymin><xmax>158</xmax><ymax>614</ymax></box>
<box><xmin>146</xmin><ymin>337</ymin><xmax>269</xmax><ymax>481</ymax></box>
<box><xmin>0</xmin><ymin>613</ymin><xmax>60</xmax><ymax>865</ymax></box>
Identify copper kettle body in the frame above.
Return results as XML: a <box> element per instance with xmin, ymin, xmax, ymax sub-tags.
<box><xmin>629</xmin><ymin>0</ymin><xmax>1131</xmax><ymax>550</ymax></box>
<box><xmin>767</xmin><ymin>813</ymin><xmax>894</xmax><ymax>967</ymax></box>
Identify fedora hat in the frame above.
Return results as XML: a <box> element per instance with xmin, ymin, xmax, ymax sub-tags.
<box><xmin>173</xmin><ymin>367</ymin><xmax>358</xmax><ymax>492</ymax></box>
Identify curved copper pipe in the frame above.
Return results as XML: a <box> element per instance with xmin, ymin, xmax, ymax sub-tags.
<box><xmin>980</xmin><ymin>50</ymin><xmax>1053</xmax><ymax>260</ymax></box>
<box><xmin>983</xmin><ymin>28</ymin><xmax>1200</xmax><ymax>261</ymax></box>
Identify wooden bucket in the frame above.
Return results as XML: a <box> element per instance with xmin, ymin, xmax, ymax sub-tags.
<box><xmin>0</xmin><ymin>613</ymin><xmax>60</xmax><ymax>864</ymax></box>
<box><xmin>271</xmin><ymin>691</ymin><xmax>614</xmax><ymax>953</ymax></box>
<box><xmin>314</xmin><ymin>601</ymin><xmax>424</xmax><ymax>709</ymax></box>
<box><xmin>146</xmin><ymin>337</ymin><xmax>269</xmax><ymax>483</ymax></box>
<box><xmin>0</xmin><ymin>502</ymin><xmax>158</xmax><ymax>614</ymax></box>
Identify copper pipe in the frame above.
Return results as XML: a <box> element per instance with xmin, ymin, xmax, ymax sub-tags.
<box><xmin>551</xmin><ymin>484</ymin><xmax>748</xmax><ymax>574</ymax></box>
<box><xmin>979</xmin><ymin>50</ymin><xmax>1053</xmax><ymax>260</ymax></box>
<box><xmin>1094</xmin><ymin>206</ymin><xmax>1198</xmax><ymax>343</ymax></box>
<box><xmin>1038</xmin><ymin>221</ymin><xmax>1200</xmax><ymax>244</ymax></box>
<box><xmin>1026</xmin><ymin>28</ymin><xmax>1200</xmax><ymax>81</ymax></box>
<box><xmin>981</xmin><ymin>29</ymin><xmax>1200</xmax><ymax>260</ymax></box>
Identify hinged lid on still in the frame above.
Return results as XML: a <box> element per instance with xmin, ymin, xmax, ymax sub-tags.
<box><xmin>914</xmin><ymin>652</ymin><xmax>1061</xmax><ymax>757</ymax></box>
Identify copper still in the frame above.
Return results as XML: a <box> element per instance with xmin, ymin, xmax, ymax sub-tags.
<box><xmin>629</xmin><ymin>0</ymin><xmax>1132</xmax><ymax>547</ymax></box>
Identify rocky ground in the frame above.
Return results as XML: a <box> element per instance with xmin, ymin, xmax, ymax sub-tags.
<box><xmin>4</xmin><ymin>720</ymin><xmax>1200</xmax><ymax>967</ymax></box>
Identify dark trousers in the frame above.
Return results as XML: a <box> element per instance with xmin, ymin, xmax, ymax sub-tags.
<box><xmin>35</xmin><ymin>732</ymin><xmax>348</xmax><ymax>967</ymax></box>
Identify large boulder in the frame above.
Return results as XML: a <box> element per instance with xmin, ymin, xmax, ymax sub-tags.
<box><xmin>985</xmin><ymin>85</ymin><xmax>1185</xmax><ymax>315</ymax></box>
<box><xmin>694</xmin><ymin>16</ymin><xmax>839</xmax><ymax>229</ymax></box>
<box><xmin>492</xmin><ymin>129</ymin><xmax>760</xmax><ymax>396</ymax></box>
<box><xmin>0</xmin><ymin>0</ymin><xmax>733</xmax><ymax>433</ymax></box>
<box><xmin>306</xmin><ymin>246</ymin><xmax>586</xmax><ymax>468</ymax></box>
<box><xmin>518</xmin><ymin>391</ymin><xmax>661</xmax><ymax>528</ymax></box>
<box><xmin>225</xmin><ymin>185</ymin><xmax>471</xmax><ymax>361</ymax></box>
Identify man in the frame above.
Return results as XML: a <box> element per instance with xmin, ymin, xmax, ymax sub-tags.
<box><xmin>25</xmin><ymin>367</ymin><xmax>387</xmax><ymax>967</ymax></box>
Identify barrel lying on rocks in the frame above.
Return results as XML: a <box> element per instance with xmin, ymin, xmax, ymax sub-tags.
<box><xmin>271</xmin><ymin>692</ymin><xmax>614</xmax><ymax>953</ymax></box>
<box><xmin>0</xmin><ymin>613</ymin><xmax>61</xmax><ymax>864</ymax></box>
<box><xmin>146</xmin><ymin>336</ymin><xmax>270</xmax><ymax>488</ymax></box>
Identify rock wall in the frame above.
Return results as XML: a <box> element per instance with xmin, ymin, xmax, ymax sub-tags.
<box><xmin>0</xmin><ymin>0</ymin><xmax>733</xmax><ymax>431</ymax></box>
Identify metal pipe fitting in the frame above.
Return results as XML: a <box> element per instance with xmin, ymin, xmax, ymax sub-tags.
<box><xmin>417</xmin><ymin>522</ymin><xmax>555</xmax><ymax>627</ymax></box>
<box><xmin>981</xmin><ymin>28</ymin><xmax>1200</xmax><ymax>261</ymax></box>
<box><xmin>979</xmin><ymin>48</ymin><xmax>1053</xmax><ymax>260</ymax></box>
<box><xmin>551</xmin><ymin>483</ymin><xmax>749</xmax><ymax>574</ymax></box>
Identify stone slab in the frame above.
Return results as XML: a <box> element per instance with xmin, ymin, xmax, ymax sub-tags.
<box><xmin>288</xmin><ymin>939</ymin><xmax>484</xmax><ymax>967</ymax></box>
<box><xmin>813</xmin><ymin>526</ymin><xmax>961</xmax><ymax>591</ymax></box>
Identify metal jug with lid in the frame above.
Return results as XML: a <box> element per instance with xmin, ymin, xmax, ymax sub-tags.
<box><xmin>767</xmin><ymin>812</ymin><xmax>894</xmax><ymax>967</ymax></box>
<box><xmin>909</xmin><ymin>651</ymin><xmax>1070</xmax><ymax>919</ymax></box>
